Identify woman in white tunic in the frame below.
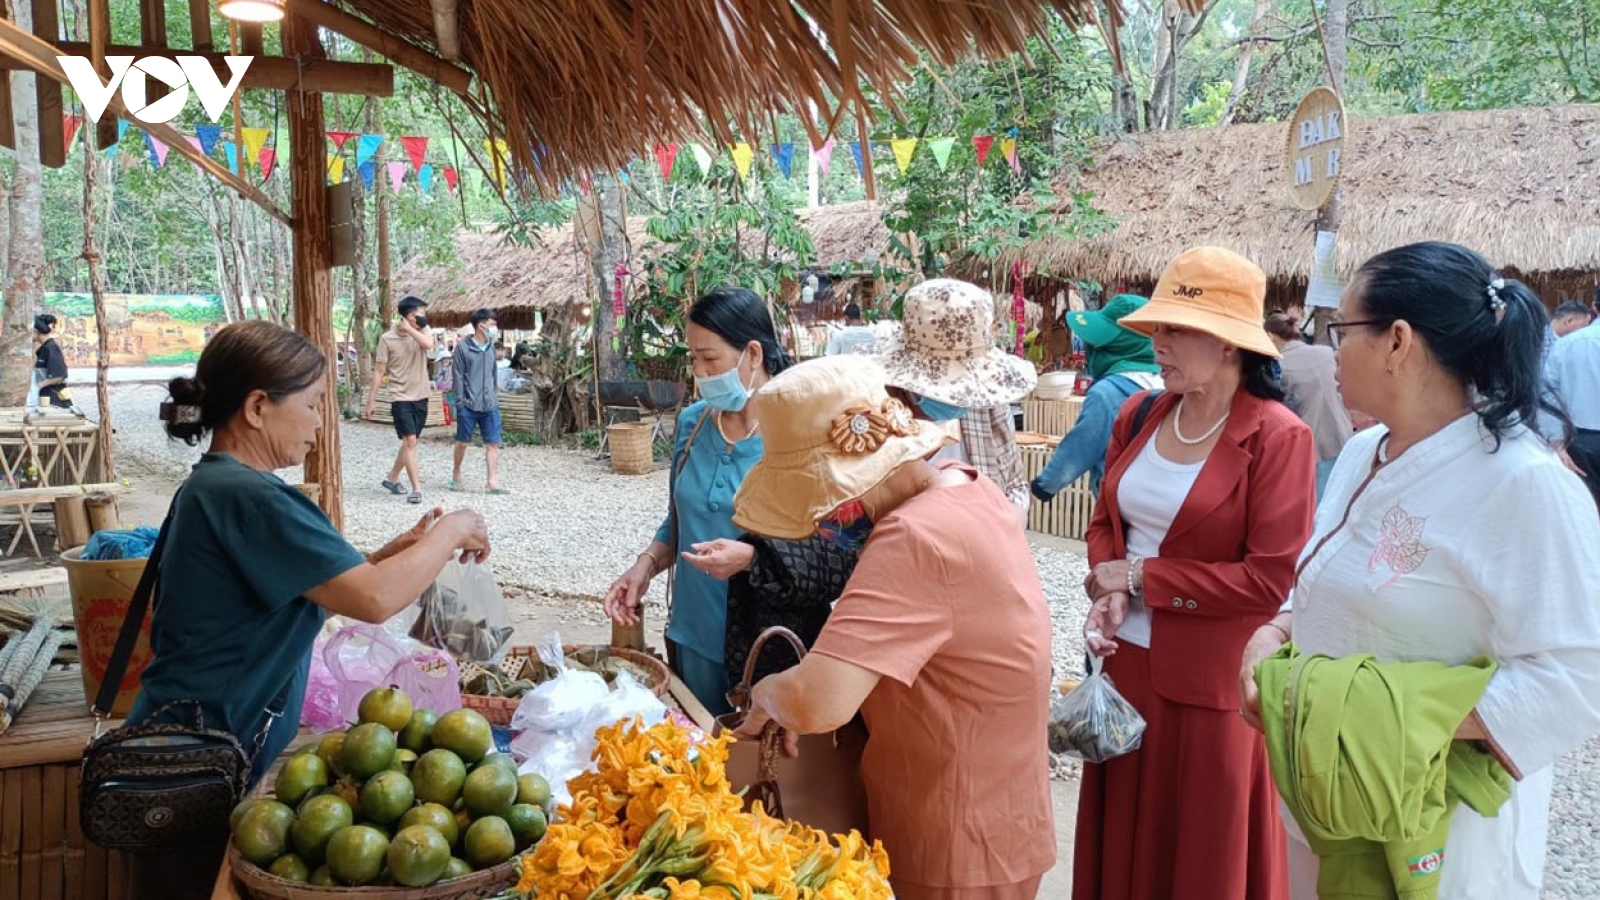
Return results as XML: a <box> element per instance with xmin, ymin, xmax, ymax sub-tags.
<box><xmin>1238</xmin><ymin>242</ymin><xmax>1600</xmax><ymax>900</ymax></box>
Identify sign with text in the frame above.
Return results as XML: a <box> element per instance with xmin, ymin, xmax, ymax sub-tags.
<box><xmin>1284</xmin><ymin>86</ymin><xmax>1346</xmax><ymax>211</ymax></box>
<box><xmin>58</xmin><ymin>55</ymin><xmax>252</xmax><ymax>125</ymax></box>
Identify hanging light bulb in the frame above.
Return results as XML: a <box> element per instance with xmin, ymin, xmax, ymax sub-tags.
<box><xmin>218</xmin><ymin>0</ymin><xmax>285</xmax><ymax>22</ymax></box>
<box><xmin>802</xmin><ymin>285</ymin><xmax>816</xmax><ymax>305</ymax></box>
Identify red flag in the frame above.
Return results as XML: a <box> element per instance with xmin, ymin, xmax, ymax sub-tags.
<box><xmin>327</xmin><ymin>130</ymin><xmax>357</xmax><ymax>151</ymax></box>
<box><xmin>400</xmin><ymin>135</ymin><xmax>429</xmax><ymax>172</ymax></box>
<box><xmin>653</xmin><ymin>143</ymin><xmax>681</xmax><ymax>180</ymax></box>
<box><xmin>259</xmin><ymin>148</ymin><xmax>277</xmax><ymax>180</ymax></box>
<box><xmin>442</xmin><ymin>166</ymin><xmax>459</xmax><ymax>191</ymax></box>
<box><xmin>63</xmin><ymin>113</ymin><xmax>83</xmax><ymax>149</ymax></box>
<box><xmin>972</xmin><ymin>135</ymin><xmax>995</xmax><ymax>167</ymax></box>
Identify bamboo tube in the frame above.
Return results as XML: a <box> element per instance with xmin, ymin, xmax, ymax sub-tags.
<box><xmin>53</xmin><ymin>496</ymin><xmax>90</xmax><ymax>551</ymax></box>
<box><xmin>84</xmin><ymin>492</ymin><xmax>118</xmax><ymax>535</ymax></box>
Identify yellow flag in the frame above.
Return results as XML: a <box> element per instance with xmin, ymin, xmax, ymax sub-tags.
<box><xmin>241</xmin><ymin>127</ymin><xmax>270</xmax><ymax>165</ymax></box>
<box><xmin>483</xmin><ymin>138</ymin><xmax>509</xmax><ymax>191</ymax></box>
<box><xmin>730</xmin><ymin>142</ymin><xmax>755</xmax><ymax>179</ymax></box>
<box><xmin>328</xmin><ymin>155</ymin><xmax>345</xmax><ymax>183</ymax></box>
<box><xmin>890</xmin><ymin>138</ymin><xmax>918</xmax><ymax>175</ymax></box>
<box><xmin>1000</xmin><ymin>137</ymin><xmax>1018</xmax><ymax>164</ymax></box>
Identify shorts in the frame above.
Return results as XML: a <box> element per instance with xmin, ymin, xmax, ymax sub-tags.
<box><xmin>390</xmin><ymin>399</ymin><xmax>429</xmax><ymax>438</ymax></box>
<box><xmin>455</xmin><ymin>406</ymin><xmax>502</xmax><ymax>445</ymax></box>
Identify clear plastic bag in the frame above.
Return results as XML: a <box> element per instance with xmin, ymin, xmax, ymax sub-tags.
<box><xmin>509</xmin><ymin>633</ymin><xmax>608</xmax><ymax>733</ymax></box>
<box><xmin>410</xmin><ymin>555</ymin><xmax>514</xmax><ymax>664</ymax></box>
<box><xmin>319</xmin><ymin>623</ymin><xmax>462</xmax><ymax>727</ymax></box>
<box><xmin>1048</xmin><ymin>656</ymin><xmax>1146</xmax><ymax>763</ymax></box>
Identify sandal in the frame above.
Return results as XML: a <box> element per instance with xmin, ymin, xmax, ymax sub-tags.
<box><xmin>407</xmin><ymin>491</ymin><xmax>423</xmax><ymax>504</ymax></box>
<box><xmin>448</xmin><ymin>479</ymin><xmax>464</xmax><ymax>492</ymax></box>
<box><xmin>487</xmin><ymin>487</ymin><xmax>510</xmax><ymax>495</ymax></box>
<box><xmin>381</xmin><ymin>479</ymin><xmax>406</xmax><ymax>495</ymax></box>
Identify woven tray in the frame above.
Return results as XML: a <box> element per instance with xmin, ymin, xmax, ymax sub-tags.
<box><xmin>461</xmin><ymin>644</ymin><xmax>671</xmax><ymax>727</ymax></box>
<box><xmin>227</xmin><ymin>840</ymin><xmax>520</xmax><ymax>899</ymax></box>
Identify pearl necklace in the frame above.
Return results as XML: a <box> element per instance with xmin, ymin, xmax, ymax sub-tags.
<box><xmin>1172</xmin><ymin>396</ymin><xmax>1229</xmax><ymax>445</ymax></box>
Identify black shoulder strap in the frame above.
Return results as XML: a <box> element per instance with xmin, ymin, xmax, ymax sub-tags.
<box><xmin>93</xmin><ymin>496</ymin><xmax>178</xmax><ymax>717</ymax></box>
<box><xmin>1128</xmin><ymin>390</ymin><xmax>1164</xmax><ymax>440</ymax></box>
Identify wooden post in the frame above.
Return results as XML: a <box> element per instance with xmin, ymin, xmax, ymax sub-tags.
<box><xmin>88</xmin><ymin>0</ymin><xmax>116</xmax><ymax>151</ymax></box>
<box><xmin>32</xmin><ymin>0</ymin><xmax>62</xmax><ymax>168</ymax></box>
<box><xmin>188</xmin><ymin>0</ymin><xmax>213</xmax><ymax>51</ymax></box>
<box><xmin>284</xmin><ymin>12</ymin><xmax>343</xmax><ymax>529</ymax></box>
<box><xmin>84</xmin><ymin>492</ymin><xmax>118</xmax><ymax>534</ymax></box>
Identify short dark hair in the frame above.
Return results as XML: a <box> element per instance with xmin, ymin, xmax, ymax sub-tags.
<box><xmin>687</xmin><ymin>287</ymin><xmax>793</xmax><ymax>376</ymax></box>
<box><xmin>844</xmin><ymin>303</ymin><xmax>862</xmax><ymax>320</ymax></box>
<box><xmin>469</xmin><ymin>308</ymin><xmax>496</xmax><ymax>327</ymax></box>
<box><xmin>164</xmin><ymin>321</ymin><xmax>326</xmax><ymax>446</ymax></box>
<box><xmin>398</xmin><ymin>296</ymin><xmax>426</xmax><ymax>318</ymax></box>
<box><xmin>1554</xmin><ymin>301</ymin><xmax>1593</xmax><ymax>320</ymax></box>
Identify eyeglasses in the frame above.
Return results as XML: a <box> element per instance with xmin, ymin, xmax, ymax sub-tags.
<box><xmin>1326</xmin><ymin>319</ymin><xmax>1392</xmax><ymax>349</ymax></box>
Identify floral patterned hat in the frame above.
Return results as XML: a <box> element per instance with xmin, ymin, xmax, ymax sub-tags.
<box><xmin>876</xmin><ymin>278</ymin><xmax>1038</xmax><ymax>407</ymax></box>
<box><xmin>733</xmin><ymin>355</ymin><xmax>956</xmax><ymax>540</ymax></box>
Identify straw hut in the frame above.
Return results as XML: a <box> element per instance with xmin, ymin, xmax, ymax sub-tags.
<box><xmin>988</xmin><ymin>104</ymin><xmax>1600</xmax><ymax>309</ymax></box>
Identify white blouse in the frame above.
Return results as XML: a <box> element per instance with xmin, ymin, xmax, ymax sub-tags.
<box><xmin>1117</xmin><ymin>436</ymin><xmax>1204</xmax><ymax>648</ymax></box>
<box><xmin>1284</xmin><ymin>414</ymin><xmax>1600</xmax><ymax>898</ymax></box>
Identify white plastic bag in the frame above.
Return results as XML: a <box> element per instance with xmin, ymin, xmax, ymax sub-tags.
<box><xmin>509</xmin><ymin>633</ymin><xmax>609</xmax><ymax>732</ymax></box>
<box><xmin>1048</xmin><ymin>656</ymin><xmax>1146</xmax><ymax>763</ymax></box>
<box><xmin>410</xmin><ymin>555</ymin><xmax>513</xmax><ymax>664</ymax></box>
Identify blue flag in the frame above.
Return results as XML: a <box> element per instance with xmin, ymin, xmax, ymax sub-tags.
<box><xmin>195</xmin><ymin>123</ymin><xmax>223</xmax><ymax>156</ymax></box>
<box><xmin>355</xmin><ymin>134</ymin><xmax>383</xmax><ymax>168</ymax></box>
<box><xmin>771</xmin><ymin>143</ymin><xmax>796</xmax><ymax>178</ymax></box>
<box><xmin>358</xmin><ymin>159</ymin><xmax>377</xmax><ymax>190</ymax></box>
<box><xmin>418</xmin><ymin>163</ymin><xmax>434</xmax><ymax>193</ymax></box>
<box><xmin>850</xmin><ymin>141</ymin><xmax>865</xmax><ymax>175</ymax></box>
<box><xmin>223</xmin><ymin>141</ymin><xmax>238</xmax><ymax>172</ymax></box>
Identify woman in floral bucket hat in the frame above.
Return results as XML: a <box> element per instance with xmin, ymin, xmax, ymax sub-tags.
<box><xmin>732</xmin><ymin>355</ymin><xmax>1056</xmax><ymax>900</ymax></box>
<box><xmin>876</xmin><ymin>278</ymin><xmax>1037</xmax><ymax>515</ymax></box>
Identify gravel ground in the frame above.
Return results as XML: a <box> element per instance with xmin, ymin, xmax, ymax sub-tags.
<box><xmin>95</xmin><ymin>383</ymin><xmax>1598</xmax><ymax>895</ymax></box>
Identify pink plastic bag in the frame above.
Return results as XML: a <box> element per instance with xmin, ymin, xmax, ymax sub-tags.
<box><xmin>315</xmin><ymin>624</ymin><xmax>462</xmax><ymax>728</ymax></box>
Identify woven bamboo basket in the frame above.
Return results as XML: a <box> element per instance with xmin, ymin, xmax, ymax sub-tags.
<box><xmin>460</xmin><ymin>644</ymin><xmax>671</xmax><ymax>727</ymax></box>
<box><xmin>607</xmin><ymin>422</ymin><xmax>655</xmax><ymax>475</ymax></box>
<box><xmin>227</xmin><ymin>843</ymin><xmax>519</xmax><ymax>900</ymax></box>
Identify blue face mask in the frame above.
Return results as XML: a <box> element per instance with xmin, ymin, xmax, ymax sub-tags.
<box><xmin>816</xmin><ymin>502</ymin><xmax>874</xmax><ymax>552</ymax></box>
<box><xmin>696</xmin><ymin>350</ymin><xmax>752</xmax><ymax>412</ymax></box>
<box><xmin>916</xmin><ymin>394</ymin><xmax>968</xmax><ymax>422</ymax></box>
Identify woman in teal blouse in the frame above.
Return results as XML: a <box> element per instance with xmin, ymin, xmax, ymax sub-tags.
<box><xmin>604</xmin><ymin>287</ymin><xmax>793</xmax><ymax>714</ymax></box>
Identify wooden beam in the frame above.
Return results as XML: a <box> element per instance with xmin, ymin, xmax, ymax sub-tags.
<box><xmin>33</xmin><ymin>0</ymin><xmax>62</xmax><ymax>168</ymax></box>
<box><xmin>89</xmin><ymin>0</ymin><xmax>115</xmax><ymax>150</ymax></box>
<box><xmin>0</xmin><ymin>16</ymin><xmax>292</xmax><ymax>224</ymax></box>
<box><xmin>284</xmin><ymin>11</ymin><xmax>344</xmax><ymax>528</ymax></box>
<box><xmin>0</xmin><ymin>71</ymin><xmax>13</xmax><ymax>149</ymax></box>
<box><xmin>240</xmin><ymin>23</ymin><xmax>263</xmax><ymax>57</ymax></box>
<box><xmin>4</xmin><ymin>45</ymin><xmax>395</xmax><ymax>96</ymax></box>
<box><xmin>283</xmin><ymin>0</ymin><xmax>472</xmax><ymax>95</ymax></box>
<box><xmin>188</xmin><ymin>0</ymin><xmax>214</xmax><ymax>52</ymax></box>
<box><xmin>138</xmin><ymin>0</ymin><xmax>167</xmax><ymax>102</ymax></box>
<box><xmin>430</xmin><ymin>0</ymin><xmax>460</xmax><ymax>61</ymax></box>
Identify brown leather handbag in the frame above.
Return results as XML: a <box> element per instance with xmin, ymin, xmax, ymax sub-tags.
<box><xmin>714</xmin><ymin>626</ymin><xmax>870</xmax><ymax>837</ymax></box>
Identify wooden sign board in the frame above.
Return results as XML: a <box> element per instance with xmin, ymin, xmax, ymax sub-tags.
<box><xmin>1284</xmin><ymin>86</ymin><xmax>1346</xmax><ymax>211</ymax></box>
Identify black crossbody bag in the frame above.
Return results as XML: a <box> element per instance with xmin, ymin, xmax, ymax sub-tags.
<box><xmin>79</xmin><ymin>497</ymin><xmax>291</xmax><ymax>851</ymax></box>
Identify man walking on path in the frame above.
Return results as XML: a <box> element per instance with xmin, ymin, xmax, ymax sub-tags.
<box><xmin>365</xmin><ymin>295</ymin><xmax>434</xmax><ymax>504</ymax></box>
<box><xmin>826</xmin><ymin>303</ymin><xmax>878</xmax><ymax>356</ymax></box>
<box><xmin>451</xmin><ymin>308</ymin><xmax>508</xmax><ymax>494</ymax></box>
<box><xmin>1545</xmin><ymin>312</ymin><xmax>1600</xmax><ymax>507</ymax></box>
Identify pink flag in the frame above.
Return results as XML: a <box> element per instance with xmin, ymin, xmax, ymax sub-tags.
<box><xmin>813</xmin><ymin>138</ymin><xmax>836</xmax><ymax>176</ymax></box>
<box><xmin>388</xmin><ymin>160</ymin><xmax>406</xmax><ymax>192</ymax></box>
<box><xmin>184</xmin><ymin>136</ymin><xmax>204</xmax><ymax>173</ymax></box>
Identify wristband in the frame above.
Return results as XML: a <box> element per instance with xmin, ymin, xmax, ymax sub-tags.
<box><xmin>636</xmin><ymin>551</ymin><xmax>661</xmax><ymax>576</ymax></box>
<box><xmin>1264</xmin><ymin>621</ymin><xmax>1290</xmax><ymax>642</ymax></box>
<box><xmin>1126</xmin><ymin>557</ymin><xmax>1144</xmax><ymax>597</ymax></box>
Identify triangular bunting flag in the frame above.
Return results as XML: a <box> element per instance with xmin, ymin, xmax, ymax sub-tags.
<box><xmin>184</xmin><ymin>136</ymin><xmax>203</xmax><ymax>173</ymax></box>
<box><xmin>618</xmin><ymin>168</ymin><xmax>630</xmax><ymax>184</ymax></box>
<box><xmin>400</xmin><ymin>136</ymin><xmax>429</xmax><ymax>172</ymax></box>
<box><xmin>1001</xmin><ymin>137</ymin><xmax>1021</xmax><ymax>176</ymax></box>
<box><xmin>241</xmin><ymin>127</ymin><xmax>270</xmax><ymax>165</ymax></box>
<box><xmin>388</xmin><ymin>160</ymin><xmax>406</xmax><ymax>192</ymax></box>
<box><xmin>972</xmin><ymin>135</ymin><xmax>995</xmax><ymax>167</ymax></box>
<box><xmin>890</xmin><ymin>138</ymin><xmax>918</xmax><ymax>175</ymax></box>
<box><xmin>813</xmin><ymin>139</ymin><xmax>835</xmax><ymax>176</ymax></box>
<box><xmin>358</xmin><ymin>159</ymin><xmax>377</xmax><ymax>190</ymax></box>
<box><xmin>63</xmin><ymin>114</ymin><xmax>82</xmax><ymax>150</ymax></box>
<box><xmin>355</xmin><ymin>134</ymin><xmax>383</xmax><ymax>168</ymax></box>
<box><xmin>144</xmin><ymin>133</ymin><xmax>169</xmax><ymax>169</ymax></box>
<box><xmin>771</xmin><ymin>143</ymin><xmax>795</xmax><ymax>178</ymax></box>
<box><xmin>850</xmin><ymin>141</ymin><xmax>866</xmax><ymax>175</ymax></box>
<box><xmin>223</xmin><ymin>141</ymin><xmax>238</xmax><ymax>172</ymax></box>
<box><xmin>195</xmin><ymin>123</ymin><xmax>222</xmax><ymax>156</ymax></box>
<box><xmin>730</xmin><ymin>142</ymin><xmax>755</xmax><ymax>179</ymax></box>
<box><xmin>327</xmin><ymin>130</ymin><xmax>356</xmax><ymax>151</ymax></box>
<box><xmin>482</xmin><ymin>138</ymin><xmax>509</xmax><ymax>192</ymax></box>
<box><xmin>259</xmin><ymin>148</ymin><xmax>276</xmax><ymax>180</ymax></box>
<box><xmin>688</xmin><ymin>143</ymin><xmax>713</xmax><ymax>175</ymax></box>
<box><xmin>418</xmin><ymin>163</ymin><xmax>435</xmax><ymax>193</ymax></box>
<box><xmin>928</xmin><ymin>137</ymin><xmax>956</xmax><ymax>171</ymax></box>
<box><xmin>654</xmin><ymin>143</ymin><xmax>680</xmax><ymax>181</ymax></box>
<box><xmin>442</xmin><ymin>166</ymin><xmax>459</xmax><ymax>192</ymax></box>
<box><xmin>328</xmin><ymin>155</ymin><xmax>346</xmax><ymax>183</ymax></box>
<box><xmin>103</xmin><ymin>119</ymin><xmax>129</xmax><ymax>158</ymax></box>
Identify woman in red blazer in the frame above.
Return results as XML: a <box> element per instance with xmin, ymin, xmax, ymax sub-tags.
<box><xmin>1073</xmin><ymin>247</ymin><xmax>1316</xmax><ymax>900</ymax></box>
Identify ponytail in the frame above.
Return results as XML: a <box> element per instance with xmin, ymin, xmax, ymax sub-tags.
<box><xmin>1476</xmin><ymin>280</ymin><xmax>1571</xmax><ymax>446</ymax></box>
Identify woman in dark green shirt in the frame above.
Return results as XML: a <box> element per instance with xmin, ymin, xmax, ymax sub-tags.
<box><xmin>128</xmin><ymin>320</ymin><xmax>490</xmax><ymax>898</ymax></box>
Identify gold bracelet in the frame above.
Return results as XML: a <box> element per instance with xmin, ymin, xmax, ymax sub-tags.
<box><xmin>636</xmin><ymin>551</ymin><xmax>661</xmax><ymax>576</ymax></box>
<box><xmin>1265</xmin><ymin>621</ymin><xmax>1291</xmax><ymax>642</ymax></box>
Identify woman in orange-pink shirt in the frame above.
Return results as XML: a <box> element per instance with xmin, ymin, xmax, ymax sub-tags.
<box><xmin>732</xmin><ymin>354</ymin><xmax>1055</xmax><ymax>900</ymax></box>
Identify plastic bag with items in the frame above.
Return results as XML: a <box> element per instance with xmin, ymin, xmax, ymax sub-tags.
<box><xmin>303</xmin><ymin>623</ymin><xmax>462</xmax><ymax>731</ymax></box>
<box><xmin>410</xmin><ymin>555</ymin><xmax>514</xmax><ymax>664</ymax></box>
<box><xmin>1048</xmin><ymin>656</ymin><xmax>1146</xmax><ymax>763</ymax></box>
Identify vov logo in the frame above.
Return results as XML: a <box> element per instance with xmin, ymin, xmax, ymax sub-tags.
<box><xmin>58</xmin><ymin>55</ymin><xmax>253</xmax><ymax>125</ymax></box>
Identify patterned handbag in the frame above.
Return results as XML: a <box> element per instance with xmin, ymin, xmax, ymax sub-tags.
<box><xmin>78</xmin><ymin>497</ymin><xmax>288</xmax><ymax>851</ymax></box>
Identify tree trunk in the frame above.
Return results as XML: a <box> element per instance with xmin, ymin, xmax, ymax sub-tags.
<box><xmin>349</xmin><ymin>98</ymin><xmax>375</xmax><ymax>403</ymax></box>
<box><xmin>585</xmin><ymin>175</ymin><xmax>630</xmax><ymax>382</ymax></box>
<box><xmin>1310</xmin><ymin>0</ymin><xmax>1349</xmax><ymax>342</ymax></box>
<box><xmin>83</xmin><ymin>128</ymin><xmax>114</xmax><ymax>478</ymax></box>
<box><xmin>2</xmin><ymin>0</ymin><xmax>44</xmax><ymax>405</ymax></box>
<box><xmin>1222</xmin><ymin>0</ymin><xmax>1274</xmax><ymax>125</ymax></box>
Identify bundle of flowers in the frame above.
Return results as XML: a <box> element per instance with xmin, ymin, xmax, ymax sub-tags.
<box><xmin>506</xmin><ymin>718</ymin><xmax>892</xmax><ymax>900</ymax></box>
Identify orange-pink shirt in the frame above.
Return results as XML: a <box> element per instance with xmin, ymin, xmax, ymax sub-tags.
<box><xmin>812</xmin><ymin>464</ymin><xmax>1056</xmax><ymax>888</ymax></box>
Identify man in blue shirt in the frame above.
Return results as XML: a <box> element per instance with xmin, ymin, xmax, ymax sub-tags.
<box><xmin>1031</xmin><ymin>294</ymin><xmax>1163</xmax><ymax>501</ymax></box>
<box><xmin>1545</xmin><ymin>313</ymin><xmax>1600</xmax><ymax>505</ymax></box>
<box><xmin>450</xmin><ymin>308</ymin><xmax>508</xmax><ymax>494</ymax></box>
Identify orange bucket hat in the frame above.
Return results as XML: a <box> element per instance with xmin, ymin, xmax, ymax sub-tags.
<box><xmin>1117</xmin><ymin>246</ymin><xmax>1280</xmax><ymax>358</ymax></box>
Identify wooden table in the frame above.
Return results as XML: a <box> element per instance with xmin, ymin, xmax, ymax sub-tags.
<box><xmin>0</xmin><ymin>483</ymin><xmax>128</xmax><ymax>558</ymax></box>
<box><xmin>0</xmin><ymin>671</ymin><xmax>132</xmax><ymax>900</ymax></box>
<box><xmin>0</xmin><ymin>411</ymin><xmax>106</xmax><ymax>490</ymax></box>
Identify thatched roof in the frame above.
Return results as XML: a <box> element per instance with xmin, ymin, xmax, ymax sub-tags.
<box><xmin>997</xmin><ymin>104</ymin><xmax>1600</xmax><ymax>287</ymax></box>
<box><xmin>397</xmin><ymin>201</ymin><xmax>890</xmax><ymax>327</ymax></box>
<box><xmin>338</xmin><ymin>1</ymin><xmax>1156</xmax><ymax>189</ymax></box>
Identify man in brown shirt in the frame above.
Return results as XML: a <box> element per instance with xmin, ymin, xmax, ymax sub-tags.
<box><xmin>364</xmin><ymin>296</ymin><xmax>435</xmax><ymax>503</ymax></box>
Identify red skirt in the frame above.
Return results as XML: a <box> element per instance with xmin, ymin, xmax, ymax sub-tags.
<box><xmin>1072</xmin><ymin>645</ymin><xmax>1287</xmax><ymax>900</ymax></box>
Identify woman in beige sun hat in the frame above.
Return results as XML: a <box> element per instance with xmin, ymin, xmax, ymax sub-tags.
<box><xmin>732</xmin><ymin>354</ymin><xmax>1056</xmax><ymax>900</ymax></box>
<box><xmin>875</xmin><ymin>278</ymin><xmax>1037</xmax><ymax>515</ymax></box>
